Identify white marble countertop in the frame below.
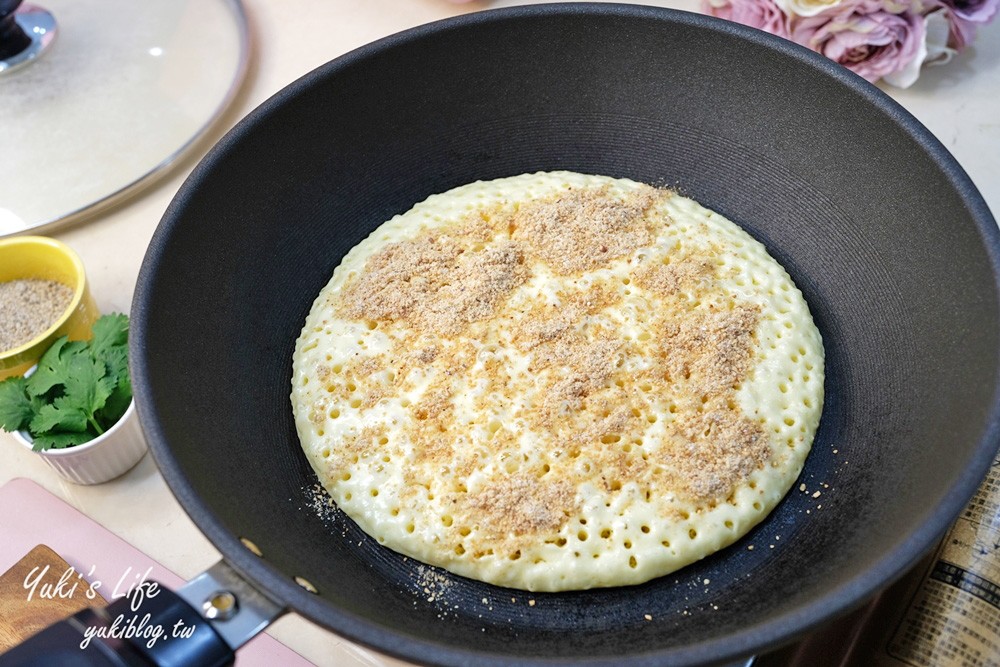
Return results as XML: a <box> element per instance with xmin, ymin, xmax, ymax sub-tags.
<box><xmin>2</xmin><ymin>1</ymin><xmax>998</xmax><ymax>665</ymax></box>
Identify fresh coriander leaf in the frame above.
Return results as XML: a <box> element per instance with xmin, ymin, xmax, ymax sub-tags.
<box><xmin>101</xmin><ymin>345</ymin><xmax>129</xmax><ymax>391</ymax></box>
<box><xmin>60</xmin><ymin>352</ymin><xmax>114</xmax><ymax>431</ymax></box>
<box><xmin>0</xmin><ymin>377</ymin><xmax>38</xmax><ymax>432</ymax></box>
<box><xmin>25</xmin><ymin>336</ymin><xmax>69</xmax><ymax>397</ymax></box>
<box><xmin>96</xmin><ymin>389</ymin><xmax>130</xmax><ymax>432</ymax></box>
<box><xmin>89</xmin><ymin>314</ymin><xmax>128</xmax><ymax>363</ymax></box>
<box><xmin>13</xmin><ymin>313</ymin><xmax>132</xmax><ymax>450</ymax></box>
<box><xmin>32</xmin><ymin>431</ymin><xmax>96</xmax><ymax>451</ymax></box>
<box><xmin>61</xmin><ymin>350</ymin><xmax>108</xmax><ymax>402</ymax></box>
<box><xmin>27</xmin><ymin>338</ymin><xmax>87</xmax><ymax>398</ymax></box>
<box><xmin>30</xmin><ymin>401</ymin><xmax>89</xmax><ymax>434</ymax></box>
<box><xmin>96</xmin><ymin>360</ymin><xmax>131</xmax><ymax>432</ymax></box>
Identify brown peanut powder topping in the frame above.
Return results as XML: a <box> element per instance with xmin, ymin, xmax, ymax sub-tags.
<box><xmin>467</xmin><ymin>475</ymin><xmax>578</xmax><ymax>539</ymax></box>
<box><xmin>339</xmin><ymin>234</ymin><xmax>529</xmax><ymax>337</ymax></box>
<box><xmin>321</xmin><ymin>184</ymin><xmax>770</xmax><ymax>547</ymax></box>
<box><xmin>632</xmin><ymin>253</ymin><xmax>717</xmax><ymax>297</ymax></box>
<box><xmin>510</xmin><ymin>185</ymin><xmax>664</xmax><ymax>275</ymax></box>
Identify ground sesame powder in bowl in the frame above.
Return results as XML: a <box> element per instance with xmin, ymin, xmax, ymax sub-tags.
<box><xmin>0</xmin><ymin>235</ymin><xmax>100</xmax><ymax>381</ymax></box>
<box><xmin>0</xmin><ymin>278</ymin><xmax>75</xmax><ymax>353</ymax></box>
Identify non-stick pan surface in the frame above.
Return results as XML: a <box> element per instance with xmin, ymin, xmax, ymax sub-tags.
<box><xmin>131</xmin><ymin>4</ymin><xmax>1000</xmax><ymax>666</ymax></box>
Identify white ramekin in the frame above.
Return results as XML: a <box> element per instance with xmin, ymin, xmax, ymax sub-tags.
<box><xmin>14</xmin><ymin>400</ymin><xmax>147</xmax><ymax>485</ymax></box>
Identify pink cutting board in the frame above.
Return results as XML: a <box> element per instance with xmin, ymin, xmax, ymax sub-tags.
<box><xmin>0</xmin><ymin>477</ymin><xmax>312</xmax><ymax>666</ymax></box>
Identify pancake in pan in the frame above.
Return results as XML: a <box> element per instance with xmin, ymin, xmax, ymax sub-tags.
<box><xmin>291</xmin><ymin>171</ymin><xmax>824</xmax><ymax>592</ymax></box>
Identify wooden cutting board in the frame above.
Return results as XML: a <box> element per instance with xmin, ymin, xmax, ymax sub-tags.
<box><xmin>0</xmin><ymin>544</ymin><xmax>107</xmax><ymax>651</ymax></box>
<box><xmin>0</xmin><ymin>479</ymin><xmax>313</xmax><ymax>665</ymax></box>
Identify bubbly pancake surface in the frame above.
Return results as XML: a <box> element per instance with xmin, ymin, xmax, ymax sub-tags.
<box><xmin>291</xmin><ymin>172</ymin><xmax>824</xmax><ymax>592</ymax></box>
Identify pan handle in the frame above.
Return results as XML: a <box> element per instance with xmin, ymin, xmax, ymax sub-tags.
<box><xmin>0</xmin><ymin>561</ymin><xmax>284</xmax><ymax>666</ymax></box>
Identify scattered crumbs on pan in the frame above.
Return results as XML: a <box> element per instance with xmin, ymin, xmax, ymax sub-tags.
<box><xmin>528</xmin><ymin>599</ymin><xmax>536</xmax><ymax>607</ymax></box>
<box><xmin>414</xmin><ymin>564</ymin><xmax>454</xmax><ymax>604</ymax></box>
<box><xmin>833</xmin><ymin>449</ymin><xmax>839</xmax><ymax>454</ymax></box>
<box><xmin>302</xmin><ymin>483</ymin><xmax>344</xmax><ymax>527</ymax></box>
<box><xmin>774</xmin><ymin>535</ymin><xmax>780</xmax><ymax>541</ymax></box>
<box><xmin>703</xmin><ymin>578</ymin><xmax>710</xmax><ymax>585</ymax></box>
<box><xmin>304</xmin><ymin>484</ymin><xmax>477</xmax><ymax>622</ymax></box>
<box><xmin>644</xmin><ymin>614</ymin><xmax>652</xmax><ymax>621</ymax></box>
<box><xmin>799</xmin><ymin>483</ymin><xmax>807</xmax><ymax>492</ymax></box>
<box><xmin>812</xmin><ymin>491</ymin><xmax>822</xmax><ymax>498</ymax></box>
<box><xmin>747</xmin><ymin>545</ymin><xmax>754</xmax><ymax>550</ymax></box>
<box><xmin>409</xmin><ymin>566</ymin><xmax>466</xmax><ymax>620</ymax></box>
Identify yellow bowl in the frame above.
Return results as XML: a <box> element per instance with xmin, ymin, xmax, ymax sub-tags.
<box><xmin>0</xmin><ymin>236</ymin><xmax>100</xmax><ymax>380</ymax></box>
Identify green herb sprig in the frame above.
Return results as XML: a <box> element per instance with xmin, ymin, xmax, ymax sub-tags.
<box><xmin>0</xmin><ymin>314</ymin><xmax>131</xmax><ymax>451</ymax></box>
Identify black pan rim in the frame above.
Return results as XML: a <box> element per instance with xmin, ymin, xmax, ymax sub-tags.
<box><xmin>132</xmin><ymin>3</ymin><xmax>1000</xmax><ymax>666</ymax></box>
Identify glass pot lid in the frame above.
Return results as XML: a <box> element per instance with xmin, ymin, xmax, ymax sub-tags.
<box><xmin>0</xmin><ymin>0</ymin><xmax>248</xmax><ymax>236</ymax></box>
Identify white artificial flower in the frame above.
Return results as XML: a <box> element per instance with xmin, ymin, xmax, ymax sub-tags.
<box><xmin>883</xmin><ymin>8</ymin><xmax>956</xmax><ymax>87</ymax></box>
<box><xmin>923</xmin><ymin>8</ymin><xmax>958</xmax><ymax>66</ymax></box>
<box><xmin>773</xmin><ymin>0</ymin><xmax>846</xmax><ymax>17</ymax></box>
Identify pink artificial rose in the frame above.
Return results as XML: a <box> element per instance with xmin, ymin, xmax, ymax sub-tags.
<box><xmin>790</xmin><ymin>0</ymin><xmax>926</xmax><ymax>83</ymax></box>
<box><xmin>702</xmin><ymin>0</ymin><xmax>792</xmax><ymax>39</ymax></box>
<box><xmin>925</xmin><ymin>0</ymin><xmax>998</xmax><ymax>48</ymax></box>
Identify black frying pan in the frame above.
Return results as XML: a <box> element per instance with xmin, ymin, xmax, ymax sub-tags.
<box><xmin>120</xmin><ymin>4</ymin><xmax>1000</xmax><ymax>666</ymax></box>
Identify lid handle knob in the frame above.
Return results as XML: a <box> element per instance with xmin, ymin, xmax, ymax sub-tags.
<box><xmin>0</xmin><ymin>0</ymin><xmax>31</xmax><ymax>61</ymax></box>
